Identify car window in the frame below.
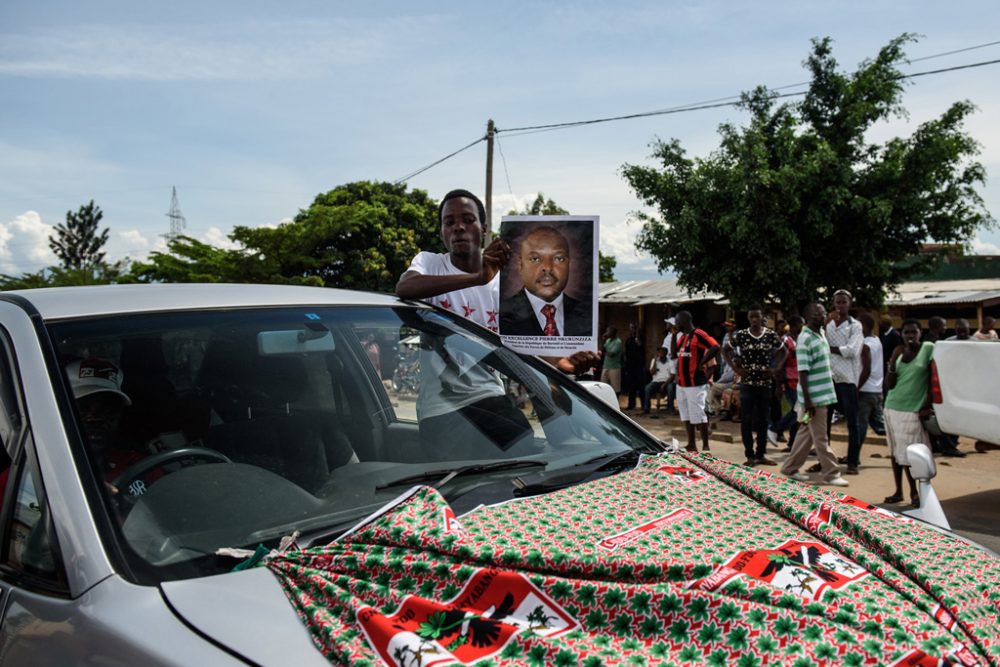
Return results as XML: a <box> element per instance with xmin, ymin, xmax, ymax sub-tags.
<box><xmin>47</xmin><ymin>305</ymin><xmax>652</xmax><ymax>582</ymax></box>
<box><xmin>0</xmin><ymin>330</ymin><xmax>24</xmax><ymax>457</ymax></box>
<box><xmin>4</xmin><ymin>448</ymin><xmax>66</xmax><ymax>587</ymax></box>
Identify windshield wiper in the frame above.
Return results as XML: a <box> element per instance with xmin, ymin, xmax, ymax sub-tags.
<box><xmin>374</xmin><ymin>460</ymin><xmax>546</xmax><ymax>491</ymax></box>
<box><xmin>511</xmin><ymin>450</ymin><xmax>641</xmax><ymax>497</ymax></box>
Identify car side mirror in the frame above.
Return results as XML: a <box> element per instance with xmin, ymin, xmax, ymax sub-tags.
<box><xmin>906</xmin><ymin>443</ymin><xmax>936</xmax><ymax>480</ymax></box>
<box><xmin>903</xmin><ymin>443</ymin><xmax>950</xmax><ymax>530</ymax></box>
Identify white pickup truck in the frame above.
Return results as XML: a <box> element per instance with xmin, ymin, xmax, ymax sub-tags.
<box><xmin>932</xmin><ymin>340</ymin><xmax>1000</xmax><ymax>443</ymax></box>
<box><xmin>900</xmin><ymin>339</ymin><xmax>1000</xmax><ymax>531</ymax></box>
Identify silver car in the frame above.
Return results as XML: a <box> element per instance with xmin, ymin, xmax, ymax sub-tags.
<box><xmin>0</xmin><ymin>283</ymin><xmax>660</xmax><ymax>665</ymax></box>
<box><xmin>1</xmin><ymin>284</ymin><xmax>997</xmax><ymax>666</ymax></box>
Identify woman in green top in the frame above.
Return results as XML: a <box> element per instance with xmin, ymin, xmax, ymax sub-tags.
<box><xmin>883</xmin><ymin>319</ymin><xmax>934</xmax><ymax>507</ymax></box>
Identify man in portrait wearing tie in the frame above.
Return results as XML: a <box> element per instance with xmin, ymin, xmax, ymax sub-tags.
<box><xmin>500</xmin><ymin>225</ymin><xmax>592</xmax><ymax>337</ymax></box>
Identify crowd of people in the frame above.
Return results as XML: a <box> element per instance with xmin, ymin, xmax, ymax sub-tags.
<box><xmin>606</xmin><ymin>295</ymin><xmax>998</xmax><ymax>504</ymax></box>
<box><xmin>388</xmin><ymin>186</ymin><xmax>995</xmax><ymax>509</ymax></box>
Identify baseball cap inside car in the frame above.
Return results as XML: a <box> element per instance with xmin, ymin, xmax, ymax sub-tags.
<box><xmin>66</xmin><ymin>357</ymin><xmax>132</xmax><ymax>405</ymax></box>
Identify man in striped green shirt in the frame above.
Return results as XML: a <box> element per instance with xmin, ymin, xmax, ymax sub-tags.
<box><xmin>780</xmin><ymin>302</ymin><xmax>849</xmax><ymax>486</ymax></box>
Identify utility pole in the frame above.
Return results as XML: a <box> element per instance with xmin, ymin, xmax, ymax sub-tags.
<box><xmin>485</xmin><ymin>119</ymin><xmax>495</xmax><ymax>238</ymax></box>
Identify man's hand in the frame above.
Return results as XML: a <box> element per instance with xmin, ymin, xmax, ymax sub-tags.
<box><xmin>553</xmin><ymin>351</ymin><xmax>600</xmax><ymax>375</ymax></box>
<box><xmin>480</xmin><ymin>238</ymin><xmax>511</xmax><ymax>284</ymax></box>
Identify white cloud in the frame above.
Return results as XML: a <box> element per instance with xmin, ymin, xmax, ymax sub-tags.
<box><xmin>202</xmin><ymin>226</ymin><xmax>241</xmax><ymax>250</ymax></box>
<box><xmin>118</xmin><ymin>229</ymin><xmax>150</xmax><ymax>252</ymax></box>
<box><xmin>0</xmin><ymin>17</ymin><xmax>436</xmax><ymax>81</ymax></box>
<box><xmin>490</xmin><ymin>192</ymin><xmax>544</xmax><ymax>220</ymax></box>
<box><xmin>0</xmin><ymin>211</ymin><xmax>55</xmax><ymax>275</ymax></box>
<box><xmin>971</xmin><ymin>235</ymin><xmax>1000</xmax><ymax>255</ymax></box>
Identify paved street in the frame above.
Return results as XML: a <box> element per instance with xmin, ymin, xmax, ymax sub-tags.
<box><xmin>624</xmin><ymin>403</ymin><xmax>1000</xmax><ymax>555</ymax></box>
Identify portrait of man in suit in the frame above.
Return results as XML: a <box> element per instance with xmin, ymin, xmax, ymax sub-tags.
<box><xmin>500</xmin><ymin>225</ymin><xmax>592</xmax><ymax>337</ymax></box>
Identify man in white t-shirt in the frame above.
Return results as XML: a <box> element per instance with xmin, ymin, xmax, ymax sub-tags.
<box><xmin>396</xmin><ymin>190</ymin><xmax>595</xmax><ymax>458</ymax></box>
<box><xmin>397</xmin><ymin>189</ymin><xmax>510</xmax><ymax>331</ymax></box>
<box><xmin>396</xmin><ymin>190</ymin><xmax>525</xmax><ymax>457</ymax></box>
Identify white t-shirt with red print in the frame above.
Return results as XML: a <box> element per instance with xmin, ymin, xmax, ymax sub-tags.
<box><xmin>406</xmin><ymin>252</ymin><xmax>499</xmax><ymax>333</ymax></box>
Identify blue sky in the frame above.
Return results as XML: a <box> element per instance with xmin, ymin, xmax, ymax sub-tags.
<box><xmin>2</xmin><ymin>1</ymin><xmax>998</xmax><ymax>280</ymax></box>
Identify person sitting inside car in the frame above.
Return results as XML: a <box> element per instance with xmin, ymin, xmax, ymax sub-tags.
<box><xmin>66</xmin><ymin>357</ymin><xmax>151</xmax><ymax>495</ymax></box>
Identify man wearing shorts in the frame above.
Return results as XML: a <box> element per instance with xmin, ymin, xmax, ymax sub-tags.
<box><xmin>672</xmin><ymin>311</ymin><xmax>720</xmax><ymax>452</ymax></box>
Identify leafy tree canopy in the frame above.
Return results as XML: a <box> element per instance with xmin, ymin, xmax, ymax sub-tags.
<box><xmin>622</xmin><ymin>35</ymin><xmax>992</xmax><ymax>310</ymax></box>
<box><xmin>129</xmin><ymin>181</ymin><xmax>441</xmax><ymax>293</ymax></box>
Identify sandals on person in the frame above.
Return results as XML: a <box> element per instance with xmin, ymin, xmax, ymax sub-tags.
<box><xmin>883</xmin><ymin>493</ymin><xmax>904</xmax><ymax>504</ymax></box>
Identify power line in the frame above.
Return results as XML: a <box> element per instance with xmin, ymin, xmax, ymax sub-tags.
<box><xmin>392</xmin><ymin>136</ymin><xmax>486</xmax><ymax>184</ymax></box>
<box><xmin>910</xmin><ymin>39</ymin><xmax>1000</xmax><ymax>62</ymax></box>
<box><xmin>495</xmin><ymin>135</ymin><xmax>514</xmax><ymax>200</ymax></box>
<box><xmin>497</xmin><ymin>57</ymin><xmax>1000</xmax><ymax>136</ymax></box>
<box><xmin>392</xmin><ymin>42</ymin><xmax>1000</xmax><ymax>183</ymax></box>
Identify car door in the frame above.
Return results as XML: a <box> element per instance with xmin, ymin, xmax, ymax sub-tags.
<box><xmin>0</xmin><ymin>322</ymin><xmax>80</xmax><ymax>662</ymax></box>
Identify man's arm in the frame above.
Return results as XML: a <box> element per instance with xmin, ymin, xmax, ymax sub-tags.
<box><xmin>832</xmin><ymin>321</ymin><xmax>864</xmax><ymax>358</ymax></box>
<box><xmin>858</xmin><ymin>342</ymin><xmax>872</xmax><ymax>389</ymax></box>
<box><xmin>799</xmin><ymin>370</ymin><xmax>814</xmax><ymax>414</ymax></box>
<box><xmin>699</xmin><ymin>344</ymin><xmax>721</xmax><ymax>370</ymax></box>
<box><xmin>396</xmin><ymin>271</ymin><xmax>484</xmax><ymax>300</ymax></box>
<box><xmin>395</xmin><ymin>239</ymin><xmax>510</xmax><ymax>300</ymax></box>
<box><xmin>722</xmin><ymin>335</ymin><xmax>739</xmax><ymax>373</ymax></box>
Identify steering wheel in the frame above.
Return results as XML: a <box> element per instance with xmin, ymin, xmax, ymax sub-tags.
<box><xmin>112</xmin><ymin>447</ymin><xmax>231</xmax><ymax>498</ymax></box>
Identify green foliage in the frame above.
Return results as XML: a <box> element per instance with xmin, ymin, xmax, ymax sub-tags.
<box><xmin>599</xmin><ymin>253</ymin><xmax>617</xmax><ymax>282</ymax></box>
<box><xmin>49</xmin><ymin>200</ymin><xmax>110</xmax><ymax>270</ymax></box>
<box><xmin>509</xmin><ymin>193</ymin><xmax>570</xmax><ymax>216</ymax></box>
<box><xmin>128</xmin><ymin>181</ymin><xmax>441</xmax><ymax>292</ymax></box>
<box><xmin>622</xmin><ymin>35</ymin><xmax>992</xmax><ymax>310</ymax></box>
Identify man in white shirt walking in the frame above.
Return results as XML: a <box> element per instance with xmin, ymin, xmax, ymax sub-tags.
<box><xmin>826</xmin><ymin>289</ymin><xmax>864</xmax><ymax>474</ymax></box>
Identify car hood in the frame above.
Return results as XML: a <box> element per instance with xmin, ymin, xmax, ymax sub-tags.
<box><xmin>254</xmin><ymin>452</ymin><xmax>1000</xmax><ymax>666</ymax></box>
<box><xmin>160</xmin><ymin>567</ymin><xmax>328</xmax><ymax>666</ymax></box>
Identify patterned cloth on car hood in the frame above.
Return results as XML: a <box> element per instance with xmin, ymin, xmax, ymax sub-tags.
<box><xmin>265</xmin><ymin>452</ymin><xmax>1000</xmax><ymax>666</ymax></box>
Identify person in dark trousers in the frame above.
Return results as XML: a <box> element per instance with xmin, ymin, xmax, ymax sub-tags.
<box><xmin>825</xmin><ymin>290</ymin><xmax>864</xmax><ymax>474</ymax></box>
<box><xmin>724</xmin><ymin>305</ymin><xmax>786</xmax><ymax>467</ymax></box>
<box><xmin>622</xmin><ymin>322</ymin><xmax>645</xmax><ymax>410</ymax></box>
<box><xmin>769</xmin><ymin>315</ymin><xmax>804</xmax><ymax>450</ymax></box>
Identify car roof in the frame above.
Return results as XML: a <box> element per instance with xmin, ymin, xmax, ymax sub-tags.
<box><xmin>3</xmin><ymin>283</ymin><xmax>407</xmax><ymax>321</ymax></box>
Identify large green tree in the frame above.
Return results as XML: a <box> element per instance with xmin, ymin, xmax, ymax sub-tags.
<box><xmin>622</xmin><ymin>35</ymin><xmax>992</xmax><ymax>310</ymax></box>
<box><xmin>509</xmin><ymin>192</ymin><xmax>617</xmax><ymax>282</ymax></box>
<box><xmin>130</xmin><ymin>181</ymin><xmax>441</xmax><ymax>292</ymax></box>
<box><xmin>49</xmin><ymin>200</ymin><xmax>110</xmax><ymax>270</ymax></box>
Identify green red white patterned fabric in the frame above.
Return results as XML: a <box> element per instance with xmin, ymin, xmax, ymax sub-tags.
<box><xmin>265</xmin><ymin>453</ymin><xmax>1000</xmax><ymax>666</ymax></box>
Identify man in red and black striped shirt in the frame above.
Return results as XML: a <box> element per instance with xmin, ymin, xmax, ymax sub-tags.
<box><xmin>672</xmin><ymin>311</ymin><xmax>721</xmax><ymax>452</ymax></box>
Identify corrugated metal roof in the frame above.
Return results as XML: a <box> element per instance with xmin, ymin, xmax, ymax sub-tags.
<box><xmin>886</xmin><ymin>279</ymin><xmax>1000</xmax><ymax>306</ymax></box>
<box><xmin>599</xmin><ymin>280</ymin><xmax>723</xmax><ymax>305</ymax></box>
<box><xmin>599</xmin><ymin>278</ymin><xmax>1000</xmax><ymax>307</ymax></box>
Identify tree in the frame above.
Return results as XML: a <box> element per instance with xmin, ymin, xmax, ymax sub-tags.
<box><xmin>129</xmin><ymin>181</ymin><xmax>441</xmax><ymax>293</ymax></box>
<box><xmin>599</xmin><ymin>253</ymin><xmax>617</xmax><ymax>282</ymax></box>
<box><xmin>49</xmin><ymin>200</ymin><xmax>110</xmax><ymax>270</ymax></box>
<box><xmin>509</xmin><ymin>193</ymin><xmax>570</xmax><ymax>216</ymax></box>
<box><xmin>509</xmin><ymin>192</ymin><xmax>618</xmax><ymax>282</ymax></box>
<box><xmin>622</xmin><ymin>35</ymin><xmax>992</xmax><ymax>310</ymax></box>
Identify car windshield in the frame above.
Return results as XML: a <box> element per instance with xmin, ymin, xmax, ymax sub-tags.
<box><xmin>49</xmin><ymin>304</ymin><xmax>655</xmax><ymax>581</ymax></box>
